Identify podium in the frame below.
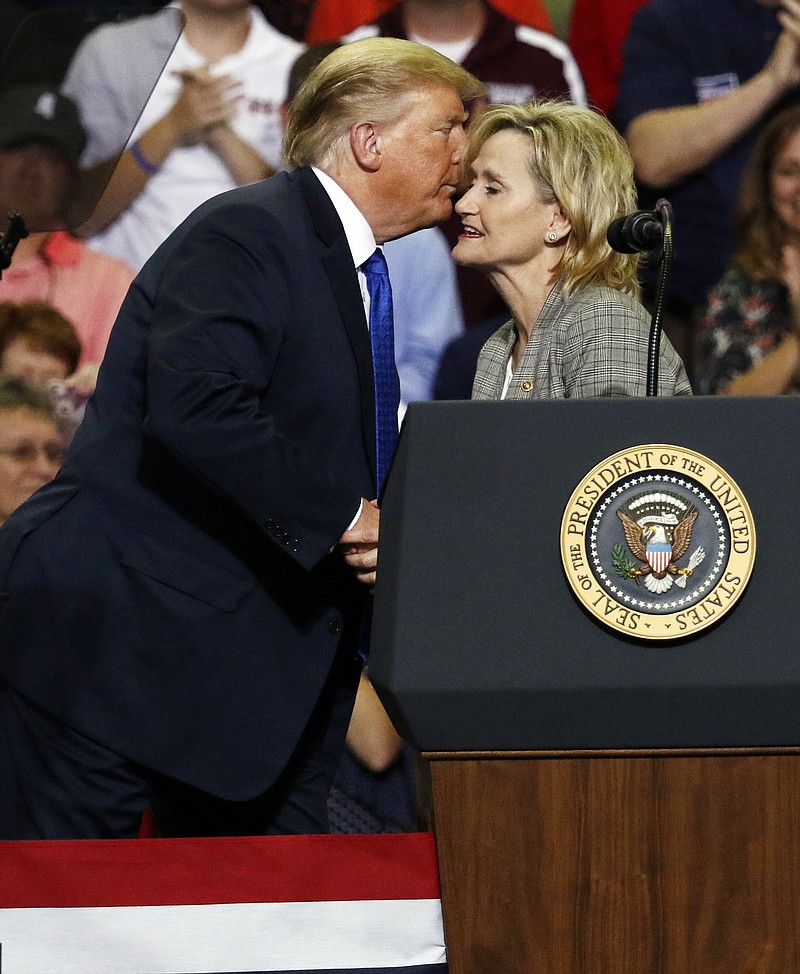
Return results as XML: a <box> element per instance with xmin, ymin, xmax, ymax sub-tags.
<box><xmin>370</xmin><ymin>396</ymin><xmax>800</xmax><ymax>974</ymax></box>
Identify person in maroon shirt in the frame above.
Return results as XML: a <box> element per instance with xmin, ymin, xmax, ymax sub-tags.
<box><xmin>343</xmin><ymin>0</ymin><xmax>586</xmax><ymax>327</ymax></box>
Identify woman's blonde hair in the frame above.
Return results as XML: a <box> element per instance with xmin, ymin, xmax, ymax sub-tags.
<box><xmin>284</xmin><ymin>37</ymin><xmax>485</xmax><ymax>169</ymax></box>
<box><xmin>464</xmin><ymin>100</ymin><xmax>641</xmax><ymax>297</ymax></box>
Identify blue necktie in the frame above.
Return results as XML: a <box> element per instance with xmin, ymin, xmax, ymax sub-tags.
<box><xmin>363</xmin><ymin>248</ymin><xmax>400</xmax><ymax>496</ymax></box>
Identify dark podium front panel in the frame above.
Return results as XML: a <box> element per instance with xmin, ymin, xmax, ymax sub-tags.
<box><xmin>370</xmin><ymin>396</ymin><xmax>800</xmax><ymax>752</ymax></box>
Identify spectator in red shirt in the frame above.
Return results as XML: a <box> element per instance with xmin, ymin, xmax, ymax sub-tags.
<box><xmin>568</xmin><ymin>0</ymin><xmax>647</xmax><ymax>117</ymax></box>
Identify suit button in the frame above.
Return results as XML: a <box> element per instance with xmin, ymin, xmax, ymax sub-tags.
<box><xmin>265</xmin><ymin>519</ymin><xmax>275</xmax><ymax>530</ymax></box>
<box><xmin>521</xmin><ymin>379</ymin><xmax>533</xmax><ymax>392</ymax></box>
<box><xmin>327</xmin><ymin>619</ymin><xmax>341</xmax><ymax>635</ymax></box>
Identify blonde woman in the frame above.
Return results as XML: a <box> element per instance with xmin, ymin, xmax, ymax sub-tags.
<box><xmin>453</xmin><ymin>100</ymin><xmax>692</xmax><ymax>399</ymax></box>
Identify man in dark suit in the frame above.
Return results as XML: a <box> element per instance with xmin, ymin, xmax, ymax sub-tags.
<box><xmin>0</xmin><ymin>38</ymin><xmax>484</xmax><ymax>839</ymax></box>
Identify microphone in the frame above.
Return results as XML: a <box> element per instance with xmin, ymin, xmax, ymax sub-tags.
<box><xmin>0</xmin><ymin>212</ymin><xmax>28</xmax><ymax>272</ymax></box>
<box><xmin>607</xmin><ymin>210</ymin><xmax>663</xmax><ymax>254</ymax></box>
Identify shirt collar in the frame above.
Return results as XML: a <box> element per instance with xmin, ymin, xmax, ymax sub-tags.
<box><xmin>311</xmin><ymin>167</ymin><xmax>376</xmax><ymax>269</ymax></box>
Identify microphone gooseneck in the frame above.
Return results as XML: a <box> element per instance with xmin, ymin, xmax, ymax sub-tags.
<box><xmin>606</xmin><ymin>200</ymin><xmax>674</xmax><ymax>397</ymax></box>
<box><xmin>646</xmin><ymin>199</ymin><xmax>674</xmax><ymax>397</ymax></box>
<box><xmin>0</xmin><ymin>212</ymin><xmax>28</xmax><ymax>275</ymax></box>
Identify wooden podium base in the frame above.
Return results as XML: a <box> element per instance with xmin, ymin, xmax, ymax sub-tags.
<box><xmin>423</xmin><ymin>749</ymin><xmax>800</xmax><ymax>974</ymax></box>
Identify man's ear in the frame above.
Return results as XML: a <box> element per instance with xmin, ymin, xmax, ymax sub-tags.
<box><xmin>349</xmin><ymin>121</ymin><xmax>382</xmax><ymax>172</ymax></box>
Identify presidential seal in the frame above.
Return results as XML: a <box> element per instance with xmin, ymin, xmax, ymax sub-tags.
<box><xmin>560</xmin><ymin>445</ymin><xmax>756</xmax><ymax>640</ymax></box>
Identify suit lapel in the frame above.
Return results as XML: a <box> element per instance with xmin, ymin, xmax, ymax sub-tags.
<box><xmin>288</xmin><ymin>167</ymin><xmax>377</xmax><ymax>488</ymax></box>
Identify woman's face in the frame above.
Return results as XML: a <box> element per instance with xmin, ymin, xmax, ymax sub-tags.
<box><xmin>453</xmin><ymin>129</ymin><xmax>566</xmax><ymax>273</ymax></box>
<box><xmin>770</xmin><ymin>127</ymin><xmax>800</xmax><ymax>239</ymax></box>
<box><xmin>1</xmin><ymin>336</ymin><xmax>71</xmax><ymax>388</ymax></box>
<box><xmin>0</xmin><ymin>407</ymin><xmax>62</xmax><ymax>524</ymax></box>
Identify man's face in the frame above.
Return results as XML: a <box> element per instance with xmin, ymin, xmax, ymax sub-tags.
<box><xmin>0</xmin><ymin>141</ymin><xmax>72</xmax><ymax>232</ymax></box>
<box><xmin>374</xmin><ymin>83</ymin><xmax>468</xmax><ymax>238</ymax></box>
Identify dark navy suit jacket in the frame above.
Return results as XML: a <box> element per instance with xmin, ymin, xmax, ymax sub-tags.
<box><xmin>0</xmin><ymin>168</ymin><xmax>377</xmax><ymax>800</ymax></box>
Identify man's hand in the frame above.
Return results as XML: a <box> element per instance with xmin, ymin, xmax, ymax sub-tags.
<box><xmin>627</xmin><ymin>2</ymin><xmax>800</xmax><ymax>188</ymax></box>
<box><xmin>338</xmin><ymin>499</ymin><xmax>380</xmax><ymax>586</ymax></box>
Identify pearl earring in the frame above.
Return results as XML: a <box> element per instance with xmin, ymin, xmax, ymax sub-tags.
<box><xmin>548</xmin><ymin>232</ymin><xmax>557</xmax><ymax>242</ymax></box>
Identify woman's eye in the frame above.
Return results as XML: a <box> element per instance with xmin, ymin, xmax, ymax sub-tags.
<box><xmin>485</xmin><ymin>185</ymin><xmax>499</xmax><ymax>195</ymax></box>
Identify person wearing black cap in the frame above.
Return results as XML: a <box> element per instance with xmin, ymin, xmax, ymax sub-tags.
<box><xmin>0</xmin><ymin>84</ymin><xmax>134</xmax><ymax>372</ymax></box>
<box><xmin>0</xmin><ymin>83</ymin><xmax>85</xmax><ymax>233</ymax></box>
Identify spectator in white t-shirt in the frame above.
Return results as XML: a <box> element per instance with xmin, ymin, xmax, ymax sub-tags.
<box><xmin>62</xmin><ymin>0</ymin><xmax>304</xmax><ymax>271</ymax></box>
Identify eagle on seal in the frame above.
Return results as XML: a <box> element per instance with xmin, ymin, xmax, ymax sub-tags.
<box><xmin>616</xmin><ymin>492</ymin><xmax>705</xmax><ymax>594</ymax></box>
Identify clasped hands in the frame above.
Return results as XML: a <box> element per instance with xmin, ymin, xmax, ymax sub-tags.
<box><xmin>170</xmin><ymin>65</ymin><xmax>243</xmax><ymax>145</ymax></box>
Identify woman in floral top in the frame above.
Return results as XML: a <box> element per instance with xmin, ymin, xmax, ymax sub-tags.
<box><xmin>696</xmin><ymin>105</ymin><xmax>800</xmax><ymax>395</ymax></box>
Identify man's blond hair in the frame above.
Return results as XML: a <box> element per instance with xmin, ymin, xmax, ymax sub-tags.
<box><xmin>284</xmin><ymin>37</ymin><xmax>485</xmax><ymax>169</ymax></box>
